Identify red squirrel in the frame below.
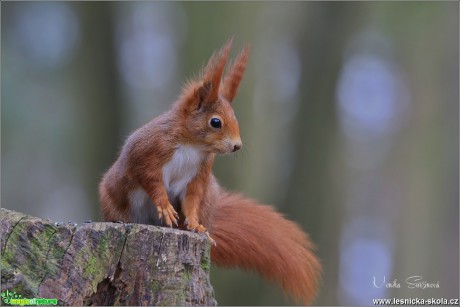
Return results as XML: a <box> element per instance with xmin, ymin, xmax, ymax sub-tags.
<box><xmin>99</xmin><ymin>39</ymin><xmax>321</xmax><ymax>305</ymax></box>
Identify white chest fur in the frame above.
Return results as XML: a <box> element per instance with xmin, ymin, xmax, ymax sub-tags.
<box><xmin>162</xmin><ymin>145</ymin><xmax>204</xmax><ymax>200</ymax></box>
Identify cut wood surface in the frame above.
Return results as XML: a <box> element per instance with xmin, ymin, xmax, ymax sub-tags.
<box><xmin>0</xmin><ymin>208</ymin><xmax>216</xmax><ymax>306</ymax></box>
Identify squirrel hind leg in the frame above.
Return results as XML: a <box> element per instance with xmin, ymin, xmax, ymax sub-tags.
<box><xmin>129</xmin><ymin>187</ymin><xmax>161</xmax><ymax>225</ymax></box>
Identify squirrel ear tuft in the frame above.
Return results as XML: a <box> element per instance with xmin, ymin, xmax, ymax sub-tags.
<box><xmin>222</xmin><ymin>46</ymin><xmax>249</xmax><ymax>103</ymax></box>
<box><xmin>196</xmin><ymin>81</ymin><xmax>212</xmax><ymax>109</ymax></box>
<box><xmin>201</xmin><ymin>38</ymin><xmax>233</xmax><ymax>103</ymax></box>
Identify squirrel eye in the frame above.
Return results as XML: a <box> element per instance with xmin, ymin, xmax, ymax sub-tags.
<box><xmin>210</xmin><ymin>117</ymin><xmax>222</xmax><ymax>129</ymax></box>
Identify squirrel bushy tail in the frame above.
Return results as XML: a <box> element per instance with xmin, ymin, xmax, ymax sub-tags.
<box><xmin>210</xmin><ymin>191</ymin><xmax>322</xmax><ymax>305</ymax></box>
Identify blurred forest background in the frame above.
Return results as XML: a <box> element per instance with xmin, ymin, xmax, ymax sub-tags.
<box><xmin>1</xmin><ymin>1</ymin><xmax>458</xmax><ymax>305</ymax></box>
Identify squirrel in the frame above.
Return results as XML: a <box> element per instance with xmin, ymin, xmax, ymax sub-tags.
<box><xmin>99</xmin><ymin>39</ymin><xmax>321</xmax><ymax>305</ymax></box>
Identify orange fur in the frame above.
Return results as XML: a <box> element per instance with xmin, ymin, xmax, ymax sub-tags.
<box><xmin>222</xmin><ymin>46</ymin><xmax>250</xmax><ymax>102</ymax></box>
<box><xmin>99</xmin><ymin>39</ymin><xmax>321</xmax><ymax>305</ymax></box>
<box><xmin>210</xmin><ymin>191</ymin><xmax>321</xmax><ymax>305</ymax></box>
<box><xmin>203</xmin><ymin>38</ymin><xmax>233</xmax><ymax>102</ymax></box>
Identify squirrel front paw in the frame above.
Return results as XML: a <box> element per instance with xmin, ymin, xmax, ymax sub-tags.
<box><xmin>157</xmin><ymin>202</ymin><xmax>179</xmax><ymax>227</ymax></box>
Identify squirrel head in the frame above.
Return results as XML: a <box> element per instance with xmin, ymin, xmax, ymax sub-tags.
<box><xmin>176</xmin><ymin>39</ymin><xmax>249</xmax><ymax>154</ymax></box>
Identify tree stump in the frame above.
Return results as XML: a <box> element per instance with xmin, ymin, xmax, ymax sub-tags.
<box><xmin>0</xmin><ymin>208</ymin><xmax>216</xmax><ymax>306</ymax></box>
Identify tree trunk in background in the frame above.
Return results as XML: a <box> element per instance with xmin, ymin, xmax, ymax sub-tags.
<box><xmin>386</xmin><ymin>3</ymin><xmax>460</xmax><ymax>299</ymax></box>
<box><xmin>73</xmin><ymin>2</ymin><xmax>124</xmax><ymax>219</ymax></box>
<box><xmin>1</xmin><ymin>208</ymin><xmax>216</xmax><ymax>306</ymax></box>
<box><xmin>284</xmin><ymin>3</ymin><xmax>364</xmax><ymax>304</ymax></box>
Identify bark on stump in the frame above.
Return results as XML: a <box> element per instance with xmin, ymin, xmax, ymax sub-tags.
<box><xmin>0</xmin><ymin>208</ymin><xmax>216</xmax><ymax>306</ymax></box>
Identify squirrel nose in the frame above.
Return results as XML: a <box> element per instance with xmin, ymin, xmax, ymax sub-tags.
<box><xmin>233</xmin><ymin>143</ymin><xmax>242</xmax><ymax>152</ymax></box>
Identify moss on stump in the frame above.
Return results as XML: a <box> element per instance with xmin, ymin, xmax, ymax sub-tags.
<box><xmin>1</xmin><ymin>208</ymin><xmax>216</xmax><ymax>306</ymax></box>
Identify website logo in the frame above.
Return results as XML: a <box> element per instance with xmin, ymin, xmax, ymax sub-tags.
<box><xmin>1</xmin><ymin>290</ymin><xmax>57</xmax><ymax>306</ymax></box>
